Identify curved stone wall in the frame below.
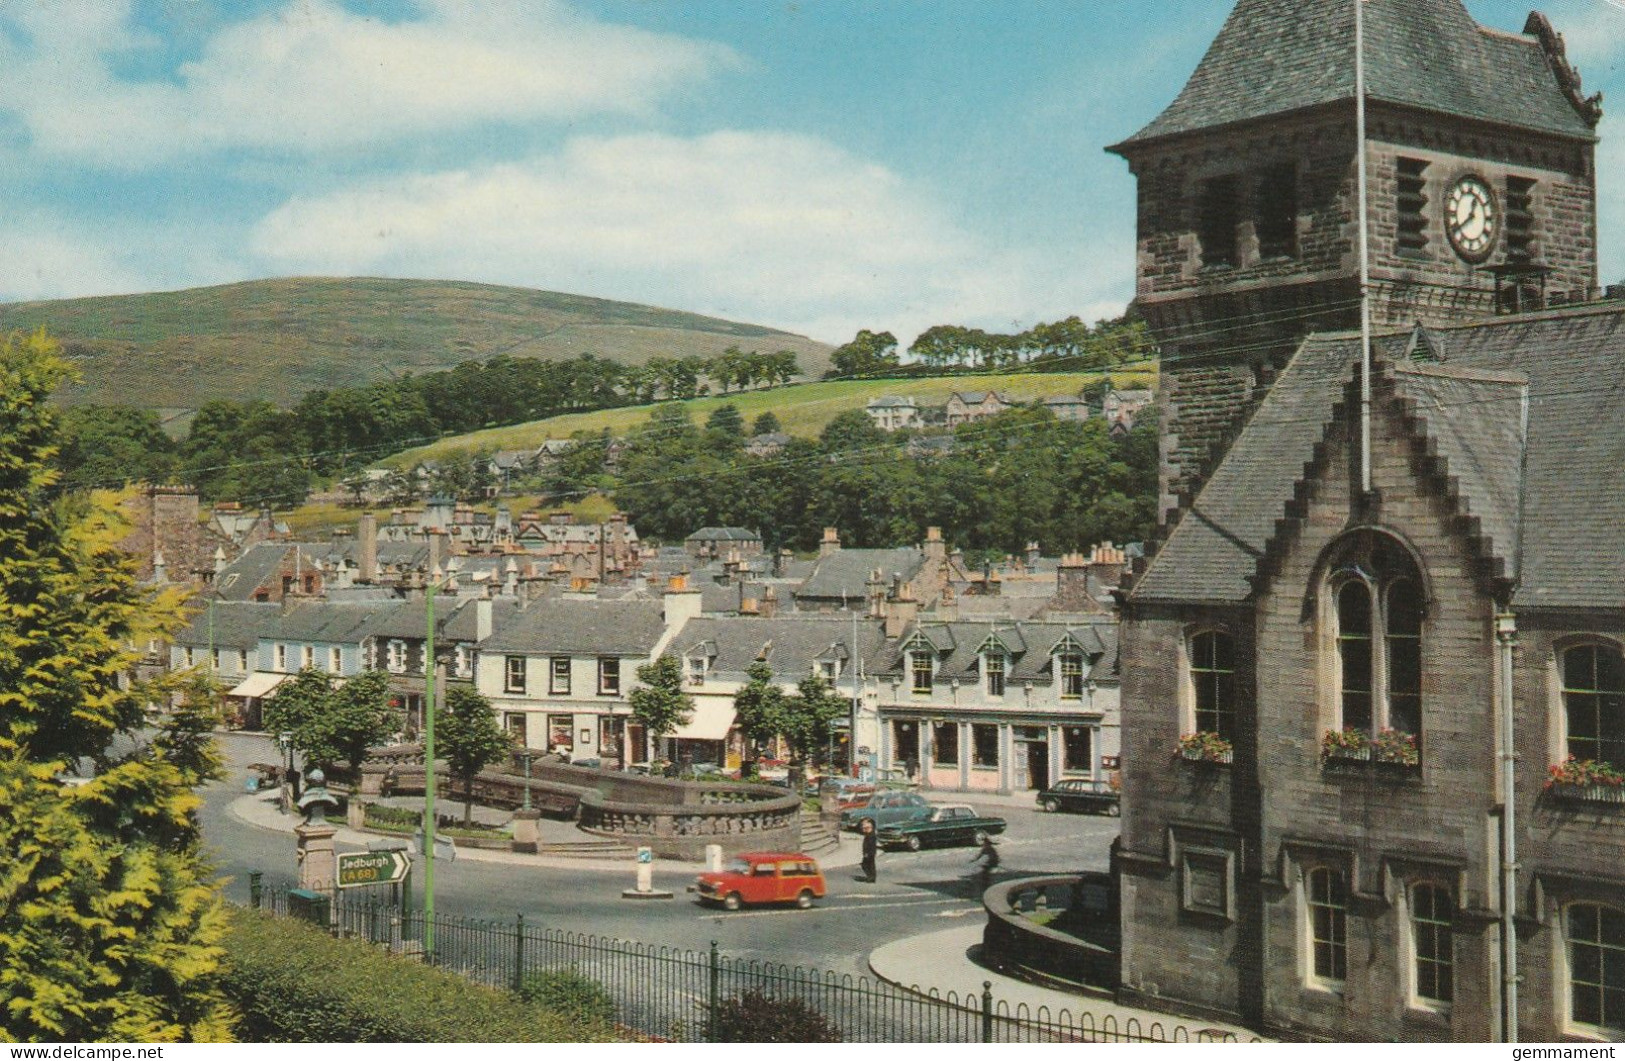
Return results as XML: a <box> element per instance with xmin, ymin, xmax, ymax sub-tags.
<box><xmin>980</xmin><ymin>873</ymin><xmax>1120</xmax><ymax>994</ymax></box>
<box><xmin>577</xmin><ymin>786</ymin><xmax>801</xmax><ymax>860</ymax></box>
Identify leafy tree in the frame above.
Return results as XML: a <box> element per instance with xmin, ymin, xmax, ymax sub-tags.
<box><xmin>779</xmin><ymin>675</ymin><xmax>849</xmax><ymax>781</ymax></box>
<box><xmin>629</xmin><ymin>655</ymin><xmax>693</xmax><ymax>762</ymax></box>
<box><xmin>750</xmin><ymin>411</ymin><xmax>781</xmax><ymax>436</ymax></box>
<box><xmin>706</xmin><ymin>403</ymin><xmax>745</xmax><ymax>437</ymax></box>
<box><xmin>265</xmin><ymin>670</ymin><xmax>399</xmax><ymax>778</ymax></box>
<box><xmin>57</xmin><ymin>405</ymin><xmax>178</xmax><ymax>490</ymax></box>
<box><xmin>827</xmin><ymin>329</ymin><xmax>899</xmax><ymax>379</ymax></box>
<box><xmin>731</xmin><ymin>661</ymin><xmax>786</xmax><ymax>763</ymax></box>
<box><xmin>153</xmin><ymin>669</ymin><xmax>228</xmax><ymax>790</ymax></box>
<box><xmin>818</xmin><ymin>409</ymin><xmax>888</xmax><ymax>453</ymax></box>
<box><xmin>437</xmin><ymin>686</ymin><xmax>512</xmax><ymax>826</ymax></box>
<box><xmin>0</xmin><ymin>331</ymin><xmax>233</xmax><ymax>1042</ymax></box>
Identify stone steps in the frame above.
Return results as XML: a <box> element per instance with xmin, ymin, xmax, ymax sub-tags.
<box><xmin>799</xmin><ymin>812</ymin><xmax>842</xmax><ymax>855</ymax></box>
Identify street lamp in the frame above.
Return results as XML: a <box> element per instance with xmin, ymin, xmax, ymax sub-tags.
<box><xmin>520</xmin><ymin>749</ymin><xmax>534</xmax><ymax>813</ymax></box>
<box><xmin>276</xmin><ymin>731</ymin><xmax>294</xmax><ymax>811</ymax></box>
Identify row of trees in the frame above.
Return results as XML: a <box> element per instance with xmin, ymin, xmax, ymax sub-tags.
<box><xmin>52</xmin><ymin>347</ymin><xmax>804</xmax><ymax>506</ymax></box>
<box><xmin>826</xmin><ymin>313</ymin><xmax>1154</xmax><ymax>378</ymax></box>
<box><xmin>575</xmin><ymin>400</ymin><xmax>1157</xmax><ymax>557</ymax></box>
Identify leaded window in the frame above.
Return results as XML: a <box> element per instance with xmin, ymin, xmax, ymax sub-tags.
<box><xmin>1327</xmin><ymin>533</ymin><xmax>1427</xmax><ymax>740</ymax></box>
<box><xmin>1308</xmin><ymin>867</ymin><xmax>1348</xmax><ymax>984</ymax></box>
<box><xmin>1059</xmin><ymin>653</ymin><xmax>1085</xmax><ymax>699</ymax></box>
<box><xmin>985</xmin><ymin>653</ymin><xmax>1006</xmax><ymax>698</ymax></box>
<box><xmin>1562</xmin><ymin>645</ymin><xmax>1625</xmax><ymax>768</ymax></box>
<box><xmin>1412</xmin><ymin>884</ymin><xmax>1453</xmax><ymax>1005</ymax></box>
<box><xmin>1190</xmin><ymin>631</ymin><xmax>1237</xmax><ymax>740</ymax></box>
<box><xmin>911</xmin><ymin>651</ymin><xmax>934</xmax><ymax>695</ymax></box>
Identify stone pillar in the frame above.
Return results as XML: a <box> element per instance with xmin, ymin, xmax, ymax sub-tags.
<box><xmin>296</xmin><ymin>820</ymin><xmax>338</xmax><ymax>893</ymax></box>
<box><xmin>512</xmin><ymin>809</ymin><xmax>541</xmax><ymax>854</ymax></box>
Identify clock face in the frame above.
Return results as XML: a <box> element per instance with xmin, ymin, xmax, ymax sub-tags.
<box><xmin>1445</xmin><ymin>175</ymin><xmax>1497</xmax><ymax>262</ymax></box>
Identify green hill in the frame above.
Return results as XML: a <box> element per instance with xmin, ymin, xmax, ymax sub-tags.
<box><xmin>0</xmin><ymin>277</ymin><xmax>832</xmax><ymax>412</ymax></box>
<box><xmin>384</xmin><ymin>369</ymin><xmax>1158</xmax><ymax>467</ymax></box>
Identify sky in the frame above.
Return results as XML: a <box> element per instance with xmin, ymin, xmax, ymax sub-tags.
<box><xmin>1</xmin><ymin>0</ymin><xmax>1622</xmax><ymax>347</ymax></box>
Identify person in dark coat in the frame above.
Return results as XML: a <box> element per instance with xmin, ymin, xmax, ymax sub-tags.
<box><xmin>859</xmin><ymin>818</ymin><xmax>878</xmax><ymax>883</ymax></box>
<box><xmin>971</xmin><ymin>835</ymin><xmax>1000</xmax><ymax>892</ymax></box>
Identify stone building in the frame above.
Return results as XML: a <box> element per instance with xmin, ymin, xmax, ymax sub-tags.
<box><xmin>1107</xmin><ymin>0</ymin><xmax>1600</xmax><ymax>520</ymax></box>
<box><xmin>1110</xmin><ymin>0</ymin><xmax>1624</xmax><ymax>1043</ymax></box>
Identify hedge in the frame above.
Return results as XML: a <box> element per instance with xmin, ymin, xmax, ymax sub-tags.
<box><xmin>220</xmin><ymin>909</ymin><xmax>618</xmax><ymax>1042</ymax></box>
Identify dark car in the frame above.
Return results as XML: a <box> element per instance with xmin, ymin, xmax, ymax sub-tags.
<box><xmin>1037</xmin><ymin>778</ymin><xmax>1121</xmax><ymax>817</ymax></box>
<box><xmin>877</xmin><ymin>804</ymin><xmax>1007</xmax><ymax>851</ymax></box>
<box><xmin>838</xmin><ymin>790</ymin><xmax>931</xmax><ymax>832</ymax></box>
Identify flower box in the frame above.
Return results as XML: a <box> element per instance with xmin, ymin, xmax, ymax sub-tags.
<box><xmin>1546</xmin><ymin>783</ymin><xmax>1625</xmax><ymax>805</ymax></box>
<box><xmin>1321</xmin><ymin>729</ymin><xmax>1420</xmax><ymax>770</ymax></box>
<box><xmin>1176</xmin><ymin>732</ymin><xmax>1233</xmax><ymax>765</ymax></box>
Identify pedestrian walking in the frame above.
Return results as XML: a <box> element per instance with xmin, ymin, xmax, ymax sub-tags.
<box><xmin>971</xmin><ymin>834</ymin><xmax>1000</xmax><ymax>892</ymax></box>
<box><xmin>859</xmin><ymin>818</ymin><xmax>878</xmax><ymax>883</ymax></box>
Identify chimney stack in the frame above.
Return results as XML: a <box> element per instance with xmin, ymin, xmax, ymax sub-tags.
<box><xmin>923</xmin><ymin>526</ymin><xmax>945</xmax><ymax>563</ymax></box>
<box><xmin>884</xmin><ymin>580</ymin><xmax>918</xmax><ymax>639</ymax></box>
<box><xmin>820</xmin><ymin>527</ymin><xmax>841</xmax><ymax>558</ymax></box>
<box><xmin>358</xmin><ymin>512</ymin><xmax>378</xmax><ymax>584</ymax></box>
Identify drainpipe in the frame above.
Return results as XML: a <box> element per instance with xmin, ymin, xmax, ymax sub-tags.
<box><xmin>1495</xmin><ymin>611</ymin><xmax>1519</xmax><ymax>1043</ymax></box>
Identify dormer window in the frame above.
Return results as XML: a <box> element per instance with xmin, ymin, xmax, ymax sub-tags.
<box><xmin>387</xmin><ymin>639</ymin><xmax>406</xmax><ymax>673</ymax></box>
<box><xmin>687</xmin><ymin>656</ymin><xmax>708</xmax><ymax>685</ymax></box>
<box><xmin>985</xmin><ymin>653</ymin><xmax>1006</xmax><ymax>698</ymax></box>
<box><xmin>911</xmin><ymin>651</ymin><xmax>934</xmax><ymax>695</ymax></box>
<box><xmin>1059</xmin><ymin>653</ymin><xmax>1085</xmax><ymax>699</ymax></box>
<box><xmin>819</xmin><ymin>660</ymin><xmax>839</xmax><ymax>683</ymax></box>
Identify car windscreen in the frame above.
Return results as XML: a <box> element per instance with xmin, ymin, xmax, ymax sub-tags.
<box><xmin>726</xmin><ymin>859</ymin><xmax>751</xmax><ymax>875</ymax></box>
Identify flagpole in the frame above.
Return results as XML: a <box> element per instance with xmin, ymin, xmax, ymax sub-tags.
<box><xmin>1355</xmin><ymin>0</ymin><xmax>1374</xmax><ymax>499</ymax></box>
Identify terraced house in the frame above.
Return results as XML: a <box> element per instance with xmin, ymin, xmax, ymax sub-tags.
<box><xmin>1110</xmin><ymin>0</ymin><xmax>1625</xmax><ymax>1042</ymax></box>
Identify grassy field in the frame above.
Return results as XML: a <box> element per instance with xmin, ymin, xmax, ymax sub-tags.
<box><xmin>0</xmin><ymin>276</ymin><xmax>831</xmax><ymax>412</ymax></box>
<box><xmin>384</xmin><ymin>369</ymin><xmax>1159</xmax><ymax>467</ymax></box>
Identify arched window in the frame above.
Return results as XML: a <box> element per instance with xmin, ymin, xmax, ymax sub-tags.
<box><xmin>1306</xmin><ymin>867</ymin><xmax>1348</xmax><ymax>985</ymax></box>
<box><xmin>1562</xmin><ymin>645</ymin><xmax>1625</xmax><ymax>768</ymax></box>
<box><xmin>1567</xmin><ymin>903</ymin><xmax>1625</xmax><ymax>1033</ymax></box>
<box><xmin>1190</xmin><ymin>631</ymin><xmax>1237</xmax><ymax>740</ymax></box>
<box><xmin>1325</xmin><ymin>533</ymin><xmax>1427</xmax><ymax>738</ymax></box>
<box><xmin>1411</xmin><ymin>883</ymin><xmax>1454</xmax><ymax>1006</ymax></box>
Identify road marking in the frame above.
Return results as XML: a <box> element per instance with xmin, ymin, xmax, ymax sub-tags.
<box><xmin>932</xmin><ymin>908</ymin><xmax>981</xmax><ymax>918</ymax></box>
<box><xmin>711</xmin><ymin>897</ymin><xmax>966</xmax><ymax>919</ymax></box>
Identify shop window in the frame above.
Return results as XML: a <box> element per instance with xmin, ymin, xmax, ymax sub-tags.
<box><xmin>933</xmin><ymin>722</ymin><xmax>959</xmax><ymax>767</ymax></box>
<box><xmin>972</xmin><ymin>724</ymin><xmax>1000</xmax><ymax>768</ymax></box>
<box><xmin>1063</xmin><ymin>726</ymin><xmax>1094</xmax><ymax>773</ymax></box>
<box><xmin>892</xmin><ymin>720</ymin><xmax>919</xmax><ymax>771</ymax></box>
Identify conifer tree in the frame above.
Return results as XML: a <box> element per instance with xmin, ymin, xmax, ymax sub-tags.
<box><xmin>0</xmin><ymin>332</ymin><xmax>234</xmax><ymax>1042</ymax></box>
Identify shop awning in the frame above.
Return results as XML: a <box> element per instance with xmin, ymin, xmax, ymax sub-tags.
<box><xmin>670</xmin><ymin>701</ymin><xmax>736</xmax><ymax>741</ymax></box>
<box><xmin>227</xmin><ymin>672</ymin><xmax>288</xmax><ymax>699</ymax></box>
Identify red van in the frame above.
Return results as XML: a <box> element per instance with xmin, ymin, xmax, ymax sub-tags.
<box><xmin>693</xmin><ymin>853</ymin><xmax>827</xmax><ymax>911</ymax></box>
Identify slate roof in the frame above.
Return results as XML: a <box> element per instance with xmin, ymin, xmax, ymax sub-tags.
<box><xmin>363</xmin><ymin>596</ymin><xmax>523</xmax><ymax>642</ymax></box>
<box><xmin>270</xmin><ymin>601</ymin><xmax>401</xmax><ymax>645</ymax></box>
<box><xmin>796</xmin><ymin>547</ymin><xmax>925</xmax><ymax>602</ymax></box>
<box><xmin>479</xmin><ymin>598</ymin><xmax>666</xmax><ymax>655</ymax></box>
<box><xmin>671</xmin><ymin>616</ymin><xmax>889</xmax><ymax>685</ymax></box>
<box><xmin>211</xmin><ymin>543</ymin><xmax>302</xmax><ymax>601</ymax></box>
<box><xmin>877</xmin><ymin>620</ymin><xmax>1118</xmax><ymax>684</ymax></box>
<box><xmin>1133</xmin><ymin>305</ymin><xmax>1625</xmax><ymax>611</ymax></box>
<box><xmin>1113</xmin><ymin>0</ymin><xmax>1596</xmax><ymax>150</ymax></box>
<box><xmin>686</xmin><ymin>527</ymin><xmax>762</xmax><ymax>543</ymax></box>
<box><xmin>867</xmin><ymin>396</ymin><xmax>918</xmax><ymax>409</ymax></box>
<box><xmin>173</xmin><ymin>602</ymin><xmax>282</xmax><ymax>650</ymax></box>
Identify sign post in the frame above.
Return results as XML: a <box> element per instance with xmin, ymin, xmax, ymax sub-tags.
<box><xmin>337</xmin><ymin>849</ymin><xmax>412</xmax><ymax>889</ymax></box>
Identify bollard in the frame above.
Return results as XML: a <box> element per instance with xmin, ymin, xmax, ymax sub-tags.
<box><xmin>705</xmin><ymin>844</ymin><xmax>722</xmax><ymax>873</ymax></box>
<box><xmin>981</xmin><ymin>981</ymin><xmax>994</xmax><ymax>1043</ymax></box>
<box><xmin>249</xmin><ymin>871</ymin><xmax>263</xmax><ymax>910</ymax></box>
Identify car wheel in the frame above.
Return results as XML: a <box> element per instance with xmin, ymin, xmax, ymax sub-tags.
<box><xmin>973</xmin><ymin>829</ymin><xmax>989</xmax><ymax>846</ymax></box>
<box><xmin>1107</xmin><ymin>803</ymin><xmax>1121</xmax><ymax>818</ymax></box>
<box><xmin>1042</xmin><ymin>798</ymin><xmax>1060</xmax><ymax>813</ymax></box>
<box><xmin>906</xmin><ymin>834</ymin><xmax>923</xmax><ymax>852</ymax></box>
<box><xmin>723</xmin><ymin>892</ymin><xmax>742</xmax><ymax>911</ymax></box>
<box><xmin>796</xmin><ymin>889</ymin><xmax>815</xmax><ymax>910</ymax></box>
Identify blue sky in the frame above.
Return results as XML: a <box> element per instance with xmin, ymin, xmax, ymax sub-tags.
<box><xmin>1</xmin><ymin>0</ymin><xmax>1621</xmax><ymax>346</ymax></box>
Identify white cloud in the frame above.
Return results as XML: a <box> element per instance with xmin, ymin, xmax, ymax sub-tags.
<box><xmin>248</xmin><ymin>130</ymin><xmax>1121</xmax><ymax>344</ymax></box>
<box><xmin>0</xmin><ymin>0</ymin><xmax>738</xmax><ymax>166</ymax></box>
<box><xmin>0</xmin><ymin>214</ymin><xmax>149</xmax><ymax>303</ymax></box>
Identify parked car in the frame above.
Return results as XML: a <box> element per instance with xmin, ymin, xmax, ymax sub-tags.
<box><xmin>1037</xmin><ymin>778</ymin><xmax>1121</xmax><ymax>816</ymax></box>
<box><xmin>819</xmin><ymin>777</ymin><xmax>877</xmax><ymax>810</ymax></box>
<box><xmin>692</xmin><ymin>852</ymin><xmax>827</xmax><ymax>911</ymax></box>
<box><xmin>839</xmin><ymin>790</ymin><xmax>932</xmax><ymax>832</ymax></box>
<box><xmin>877</xmin><ymin>804</ymin><xmax>1008</xmax><ymax>851</ymax></box>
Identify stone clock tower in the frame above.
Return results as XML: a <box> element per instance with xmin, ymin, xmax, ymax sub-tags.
<box><xmin>1108</xmin><ymin>0</ymin><xmax>1601</xmax><ymax>521</ymax></box>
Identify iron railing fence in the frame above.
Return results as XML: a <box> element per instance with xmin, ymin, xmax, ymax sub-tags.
<box><xmin>245</xmin><ymin>878</ymin><xmax>1250</xmax><ymax>1044</ymax></box>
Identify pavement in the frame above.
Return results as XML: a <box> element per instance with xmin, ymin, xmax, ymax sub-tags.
<box><xmin>868</xmin><ymin>925</ymin><xmax>1260</xmax><ymax>1040</ymax></box>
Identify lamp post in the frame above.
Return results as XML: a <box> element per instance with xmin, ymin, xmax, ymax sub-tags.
<box><xmin>423</xmin><ymin>573</ymin><xmax>442</xmax><ymax>960</ymax></box>
<box><xmin>277</xmin><ymin>730</ymin><xmax>294</xmax><ymax>812</ymax></box>
<box><xmin>521</xmin><ymin>749</ymin><xmax>534</xmax><ymax>813</ymax></box>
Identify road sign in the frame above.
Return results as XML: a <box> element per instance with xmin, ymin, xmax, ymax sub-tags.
<box><xmin>337</xmin><ymin>849</ymin><xmax>411</xmax><ymax>888</ymax></box>
<box><xmin>637</xmin><ymin>847</ymin><xmax>653</xmax><ymax>864</ymax></box>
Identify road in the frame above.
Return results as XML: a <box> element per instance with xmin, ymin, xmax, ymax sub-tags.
<box><xmin>200</xmin><ymin>732</ymin><xmax>1119</xmax><ymax>981</ymax></box>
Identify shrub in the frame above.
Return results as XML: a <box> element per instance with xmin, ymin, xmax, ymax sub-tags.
<box><xmin>220</xmin><ymin>910</ymin><xmax>617</xmax><ymax>1042</ymax></box>
<box><xmin>710</xmin><ymin>989</ymin><xmax>841</xmax><ymax>1043</ymax></box>
<box><xmin>515</xmin><ymin>970</ymin><xmax>615</xmax><ymax>1027</ymax></box>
